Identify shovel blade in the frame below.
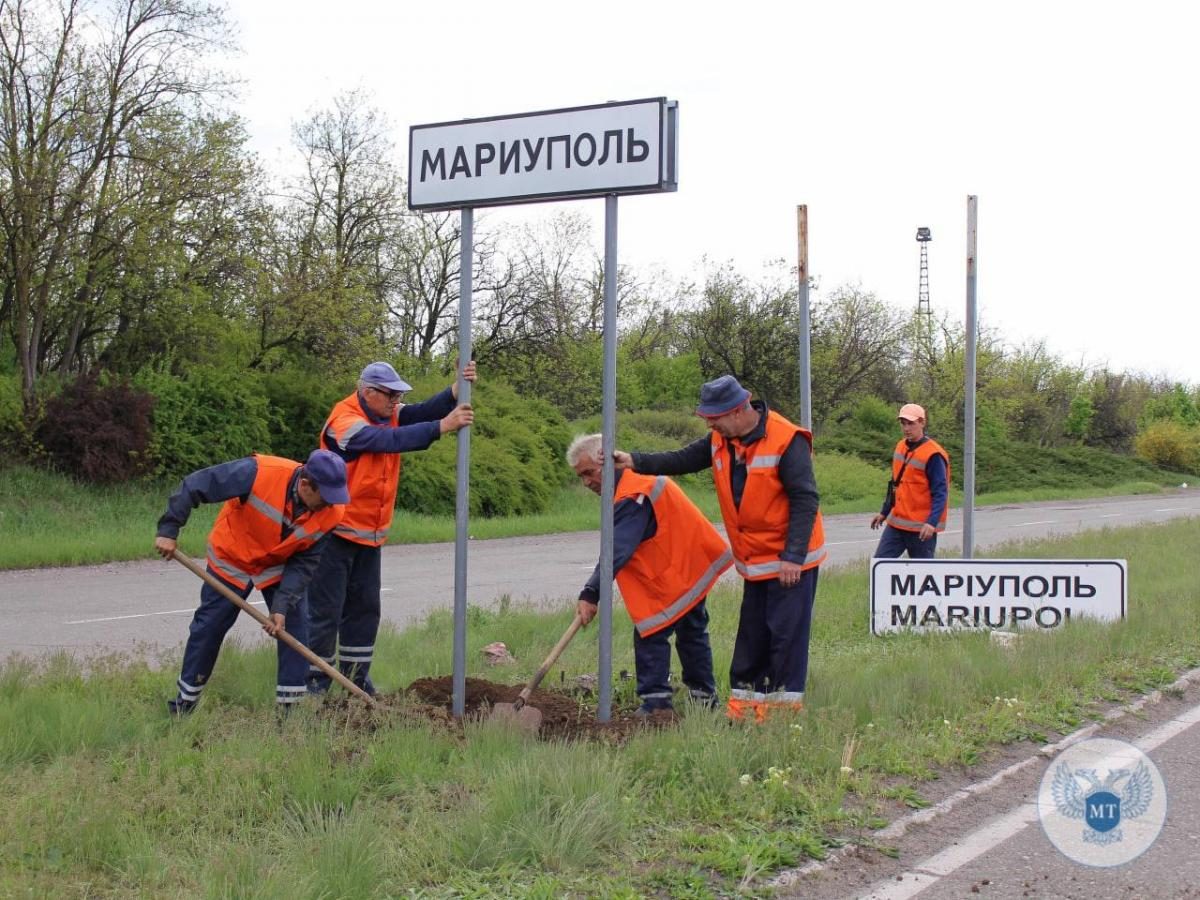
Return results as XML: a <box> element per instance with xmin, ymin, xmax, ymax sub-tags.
<box><xmin>490</xmin><ymin>701</ymin><xmax>542</xmax><ymax>732</ymax></box>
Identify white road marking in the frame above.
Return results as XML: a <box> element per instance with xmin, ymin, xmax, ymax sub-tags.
<box><xmin>1098</xmin><ymin>513</ymin><xmax>1122</xmax><ymax>518</ymax></box>
<box><xmin>860</xmin><ymin>697</ymin><xmax>1200</xmax><ymax>898</ymax></box>
<box><xmin>1154</xmin><ymin>507</ymin><xmax>1182</xmax><ymax>512</ymax></box>
<box><xmin>66</xmin><ymin>599</ymin><xmax>266</xmax><ymax>625</ymax></box>
<box><xmin>1014</xmin><ymin>519</ymin><xmax>1055</xmax><ymax>527</ymax></box>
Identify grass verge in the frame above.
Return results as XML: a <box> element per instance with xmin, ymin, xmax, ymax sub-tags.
<box><xmin>2</xmin><ymin>519</ymin><xmax>1198</xmax><ymax>896</ymax></box>
<box><xmin>0</xmin><ymin>459</ymin><xmax>1183</xmax><ymax>569</ymax></box>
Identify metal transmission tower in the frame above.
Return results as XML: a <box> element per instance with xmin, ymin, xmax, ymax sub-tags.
<box><xmin>916</xmin><ymin>226</ymin><xmax>932</xmax><ymax>316</ymax></box>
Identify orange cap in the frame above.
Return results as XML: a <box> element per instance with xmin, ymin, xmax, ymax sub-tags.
<box><xmin>897</xmin><ymin>403</ymin><xmax>926</xmax><ymax>423</ymax></box>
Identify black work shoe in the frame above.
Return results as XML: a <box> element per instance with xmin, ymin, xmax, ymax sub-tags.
<box><xmin>167</xmin><ymin>697</ymin><xmax>197</xmax><ymax>717</ymax></box>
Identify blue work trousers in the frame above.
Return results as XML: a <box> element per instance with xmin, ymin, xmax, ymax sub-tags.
<box><xmin>633</xmin><ymin>598</ymin><xmax>717</xmax><ymax>711</ymax></box>
<box><xmin>306</xmin><ymin>536</ymin><xmax>382</xmax><ymax>692</ymax></box>
<box><xmin>175</xmin><ymin>568</ymin><xmax>309</xmax><ymax>706</ymax></box>
<box><xmin>873</xmin><ymin>525</ymin><xmax>938</xmax><ymax>559</ymax></box>
<box><xmin>729</xmin><ymin>568</ymin><xmax>819</xmax><ymax>697</ymax></box>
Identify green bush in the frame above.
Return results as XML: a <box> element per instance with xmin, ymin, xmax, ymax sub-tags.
<box><xmin>134</xmin><ymin>364</ymin><xmax>275</xmax><ymax>478</ymax></box>
<box><xmin>395</xmin><ymin>379</ymin><xmax>572</xmax><ymax>518</ymax></box>
<box><xmin>1135</xmin><ymin>421</ymin><xmax>1200</xmax><ymax>474</ymax></box>
<box><xmin>813</xmin><ymin>450</ymin><xmax>887</xmax><ymax>507</ymax></box>
<box><xmin>0</xmin><ymin>371</ymin><xmax>26</xmax><ymax>455</ymax></box>
<box><xmin>261</xmin><ymin>367</ymin><xmax>354</xmax><ymax>463</ymax></box>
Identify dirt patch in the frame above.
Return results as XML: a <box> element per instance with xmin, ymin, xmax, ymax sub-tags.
<box><xmin>405</xmin><ymin>675</ymin><xmax>678</xmax><ymax>742</ymax></box>
<box><xmin>319</xmin><ymin>675</ymin><xmax>679</xmax><ymax>743</ymax></box>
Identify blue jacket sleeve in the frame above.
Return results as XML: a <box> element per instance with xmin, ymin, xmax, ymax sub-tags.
<box><xmin>397</xmin><ymin>385</ymin><xmax>457</xmax><ymax>425</ymax></box>
<box><xmin>924</xmin><ymin>453</ymin><xmax>948</xmax><ymax>526</ymax></box>
<box><xmin>324</xmin><ymin>419</ymin><xmax>443</xmax><ymax>458</ymax></box>
<box><xmin>156</xmin><ymin>458</ymin><xmax>259</xmax><ymax>540</ymax></box>
<box><xmin>778</xmin><ymin>434</ymin><xmax>820</xmax><ymax>564</ymax></box>
<box><xmin>579</xmin><ymin>498</ymin><xmax>657</xmax><ymax>603</ymax></box>
<box><xmin>630</xmin><ymin>436</ymin><xmax>712</xmax><ymax>476</ymax></box>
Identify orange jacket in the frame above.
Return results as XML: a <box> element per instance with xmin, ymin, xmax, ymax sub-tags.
<box><xmin>613</xmin><ymin>472</ymin><xmax>733</xmax><ymax>636</ymax></box>
<box><xmin>886</xmin><ymin>437</ymin><xmax>951</xmax><ymax>532</ymax></box>
<box><xmin>207</xmin><ymin>455</ymin><xmax>345</xmax><ymax>590</ymax></box>
<box><xmin>320</xmin><ymin>393</ymin><xmax>403</xmax><ymax>547</ymax></box>
<box><xmin>711</xmin><ymin>410</ymin><xmax>826</xmax><ymax>581</ymax></box>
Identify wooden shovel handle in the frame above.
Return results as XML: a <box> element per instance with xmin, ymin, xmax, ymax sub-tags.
<box><xmin>171</xmin><ymin>550</ymin><xmax>377</xmax><ymax>707</ymax></box>
<box><xmin>515</xmin><ymin>612</ymin><xmax>584</xmax><ymax>708</ymax></box>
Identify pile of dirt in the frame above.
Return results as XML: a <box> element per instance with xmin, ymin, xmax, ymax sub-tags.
<box><xmin>404</xmin><ymin>675</ymin><xmax>678</xmax><ymax>742</ymax></box>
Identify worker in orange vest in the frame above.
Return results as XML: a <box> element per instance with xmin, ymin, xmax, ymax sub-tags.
<box><xmin>307</xmin><ymin>360</ymin><xmax>474</xmax><ymax>696</ymax></box>
<box><xmin>615</xmin><ymin>375</ymin><xmax>825</xmax><ymax>722</ymax></box>
<box><xmin>154</xmin><ymin>450</ymin><xmax>349</xmax><ymax>715</ymax></box>
<box><xmin>569</xmin><ymin>433</ymin><xmax>733</xmax><ymax>715</ymax></box>
<box><xmin>870</xmin><ymin>403</ymin><xmax>951</xmax><ymax>559</ymax></box>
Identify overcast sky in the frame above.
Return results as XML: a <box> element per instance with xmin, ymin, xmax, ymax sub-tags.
<box><xmin>223</xmin><ymin>0</ymin><xmax>1200</xmax><ymax>384</ymax></box>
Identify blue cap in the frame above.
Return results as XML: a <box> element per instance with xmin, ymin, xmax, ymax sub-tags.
<box><xmin>360</xmin><ymin>361</ymin><xmax>412</xmax><ymax>393</ymax></box>
<box><xmin>303</xmin><ymin>450</ymin><xmax>350</xmax><ymax>505</ymax></box>
<box><xmin>696</xmin><ymin>375</ymin><xmax>751</xmax><ymax>418</ymax></box>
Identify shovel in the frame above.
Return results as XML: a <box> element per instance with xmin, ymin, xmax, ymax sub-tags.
<box><xmin>490</xmin><ymin>612</ymin><xmax>584</xmax><ymax>732</ymax></box>
<box><xmin>170</xmin><ymin>550</ymin><xmax>377</xmax><ymax>707</ymax></box>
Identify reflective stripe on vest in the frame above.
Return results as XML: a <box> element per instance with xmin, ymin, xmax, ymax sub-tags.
<box><xmin>333</xmin><ymin>524</ymin><xmax>389</xmax><ymax>543</ymax></box>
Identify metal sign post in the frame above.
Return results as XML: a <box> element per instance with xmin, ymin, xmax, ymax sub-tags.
<box><xmin>452</xmin><ymin>207</ymin><xmax>473</xmax><ymax>717</ymax></box>
<box><xmin>963</xmin><ymin>195</ymin><xmax>978</xmax><ymax>558</ymax></box>
<box><xmin>409</xmin><ymin>99</ymin><xmax>678</xmax><ymax>719</ymax></box>
<box><xmin>796</xmin><ymin>205</ymin><xmax>812</xmax><ymax>430</ymax></box>
<box><xmin>597</xmin><ymin>194</ymin><xmax>618</xmax><ymax>722</ymax></box>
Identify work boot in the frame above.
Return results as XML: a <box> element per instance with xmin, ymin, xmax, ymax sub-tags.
<box><xmin>167</xmin><ymin>696</ymin><xmax>197</xmax><ymax>717</ymax></box>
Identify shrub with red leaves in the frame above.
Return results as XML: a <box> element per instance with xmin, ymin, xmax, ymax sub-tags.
<box><xmin>35</xmin><ymin>374</ymin><xmax>156</xmax><ymax>483</ymax></box>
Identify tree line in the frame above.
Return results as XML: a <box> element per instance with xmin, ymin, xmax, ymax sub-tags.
<box><xmin>3</xmin><ymin>0</ymin><xmax>1198</xmax><ymax>484</ymax></box>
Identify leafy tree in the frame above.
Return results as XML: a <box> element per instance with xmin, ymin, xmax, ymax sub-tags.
<box><xmin>683</xmin><ymin>261</ymin><xmax>799</xmax><ymax>413</ymax></box>
<box><xmin>0</xmin><ymin>0</ymin><xmax>232</xmax><ymax>413</ymax></box>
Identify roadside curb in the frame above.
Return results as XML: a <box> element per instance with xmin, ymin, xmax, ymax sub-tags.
<box><xmin>768</xmin><ymin>664</ymin><xmax>1200</xmax><ymax>891</ymax></box>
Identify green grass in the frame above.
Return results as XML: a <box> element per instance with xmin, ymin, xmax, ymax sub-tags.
<box><xmin>2</xmin><ymin>519</ymin><xmax>1199</xmax><ymax>896</ymax></box>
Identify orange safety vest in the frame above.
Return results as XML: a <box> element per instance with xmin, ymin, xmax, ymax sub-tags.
<box><xmin>613</xmin><ymin>472</ymin><xmax>733</xmax><ymax>636</ymax></box>
<box><xmin>207</xmin><ymin>455</ymin><xmax>345</xmax><ymax>590</ymax></box>
<box><xmin>710</xmin><ymin>410</ymin><xmax>826</xmax><ymax>581</ymax></box>
<box><xmin>886</xmin><ymin>437</ymin><xmax>951</xmax><ymax>533</ymax></box>
<box><xmin>320</xmin><ymin>392</ymin><xmax>404</xmax><ymax>547</ymax></box>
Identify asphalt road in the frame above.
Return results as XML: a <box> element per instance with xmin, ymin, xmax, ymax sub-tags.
<box><xmin>781</xmin><ymin>671</ymin><xmax>1200</xmax><ymax>900</ymax></box>
<box><xmin>1</xmin><ymin>489</ymin><xmax>1197</xmax><ymax>662</ymax></box>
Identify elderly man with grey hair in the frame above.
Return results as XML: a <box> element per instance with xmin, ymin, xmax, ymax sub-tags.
<box><xmin>569</xmin><ymin>433</ymin><xmax>732</xmax><ymax>715</ymax></box>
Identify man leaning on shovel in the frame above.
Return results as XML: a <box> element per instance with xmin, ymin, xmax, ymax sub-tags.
<box><xmin>569</xmin><ymin>433</ymin><xmax>732</xmax><ymax>716</ymax></box>
<box><xmin>154</xmin><ymin>450</ymin><xmax>349</xmax><ymax>715</ymax></box>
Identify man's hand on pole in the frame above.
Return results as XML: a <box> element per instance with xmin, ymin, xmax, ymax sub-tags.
<box><xmin>440</xmin><ymin>404</ymin><xmax>474</xmax><ymax>434</ymax></box>
<box><xmin>155</xmin><ymin>536</ymin><xmax>177</xmax><ymax>559</ymax></box>
<box><xmin>451</xmin><ymin>359</ymin><xmax>477</xmax><ymax>399</ymax></box>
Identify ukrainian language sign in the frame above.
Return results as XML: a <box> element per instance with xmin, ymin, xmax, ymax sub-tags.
<box><xmin>870</xmin><ymin>559</ymin><xmax>1127</xmax><ymax>635</ymax></box>
<box><xmin>408</xmin><ymin>97</ymin><xmax>678</xmax><ymax>210</ymax></box>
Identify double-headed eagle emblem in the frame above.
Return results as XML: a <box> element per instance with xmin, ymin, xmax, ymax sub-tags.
<box><xmin>1052</xmin><ymin>760</ymin><xmax>1154</xmax><ymax>845</ymax></box>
